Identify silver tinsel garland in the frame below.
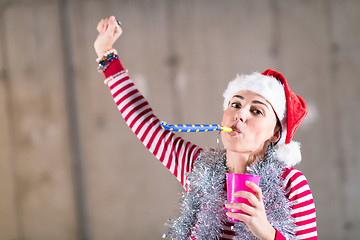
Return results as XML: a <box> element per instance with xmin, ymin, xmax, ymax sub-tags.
<box><xmin>165</xmin><ymin>147</ymin><xmax>296</xmax><ymax>240</ymax></box>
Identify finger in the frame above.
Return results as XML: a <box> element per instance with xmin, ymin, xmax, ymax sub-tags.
<box><xmin>114</xmin><ymin>24</ymin><xmax>123</xmax><ymax>37</ymax></box>
<box><xmin>105</xmin><ymin>16</ymin><xmax>117</xmax><ymax>35</ymax></box>
<box><xmin>111</xmin><ymin>16</ymin><xmax>123</xmax><ymax>39</ymax></box>
<box><xmin>96</xmin><ymin>19</ymin><xmax>102</xmax><ymax>32</ymax></box>
<box><xmin>97</xmin><ymin>19</ymin><xmax>104</xmax><ymax>33</ymax></box>
<box><xmin>225</xmin><ymin>203</ymin><xmax>254</xmax><ymax>215</ymax></box>
<box><xmin>100</xmin><ymin>18</ymin><xmax>109</xmax><ymax>33</ymax></box>
<box><xmin>245</xmin><ymin>181</ymin><xmax>263</xmax><ymax>202</ymax></box>
<box><xmin>102</xmin><ymin>18</ymin><xmax>109</xmax><ymax>33</ymax></box>
<box><xmin>226</xmin><ymin>211</ymin><xmax>250</xmax><ymax>222</ymax></box>
<box><xmin>233</xmin><ymin>191</ymin><xmax>260</xmax><ymax>207</ymax></box>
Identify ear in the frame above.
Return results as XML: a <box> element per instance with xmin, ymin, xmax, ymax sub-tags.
<box><xmin>270</xmin><ymin>124</ymin><xmax>281</xmax><ymax>143</ymax></box>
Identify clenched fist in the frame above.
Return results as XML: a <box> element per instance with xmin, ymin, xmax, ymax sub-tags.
<box><xmin>94</xmin><ymin>16</ymin><xmax>122</xmax><ymax>58</ymax></box>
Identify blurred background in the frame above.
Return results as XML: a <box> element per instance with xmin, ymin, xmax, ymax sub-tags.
<box><xmin>0</xmin><ymin>0</ymin><xmax>359</xmax><ymax>239</ymax></box>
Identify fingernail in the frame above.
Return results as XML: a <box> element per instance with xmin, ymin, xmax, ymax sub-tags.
<box><xmin>110</xmin><ymin>16</ymin><xmax>115</xmax><ymax>21</ymax></box>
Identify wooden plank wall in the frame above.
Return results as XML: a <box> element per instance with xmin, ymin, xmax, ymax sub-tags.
<box><xmin>0</xmin><ymin>0</ymin><xmax>359</xmax><ymax>239</ymax></box>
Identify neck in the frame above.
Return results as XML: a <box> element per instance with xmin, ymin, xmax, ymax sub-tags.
<box><xmin>225</xmin><ymin>151</ymin><xmax>249</xmax><ymax>174</ymax></box>
<box><xmin>226</xmin><ymin>142</ymin><xmax>270</xmax><ymax>174</ymax></box>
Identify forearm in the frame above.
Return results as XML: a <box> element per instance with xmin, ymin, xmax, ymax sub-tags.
<box><xmin>102</xmin><ymin>57</ymin><xmax>201</xmax><ymax>186</ymax></box>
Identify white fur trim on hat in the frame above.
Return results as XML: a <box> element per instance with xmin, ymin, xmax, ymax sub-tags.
<box><xmin>222</xmin><ymin>73</ymin><xmax>286</xmax><ymax>121</ymax></box>
<box><xmin>275</xmin><ymin>141</ymin><xmax>302</xmax><ymax>167</ymax></box>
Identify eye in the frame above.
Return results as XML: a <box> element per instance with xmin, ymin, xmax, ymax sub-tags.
<box><xmin>230</xmin><ymin>102</ymin><xmax>241</xmax><ymax>108</ymax></box>
<box><xmin>252</xmin><ymin>109</ymin><xmax>263</xmax><ymax>115</ymax></box>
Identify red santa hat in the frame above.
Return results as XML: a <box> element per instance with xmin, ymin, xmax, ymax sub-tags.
<box><xmin>222</xmin><ymin>69</ymin><xmax>308</xmax><ymax>167</ymax></box>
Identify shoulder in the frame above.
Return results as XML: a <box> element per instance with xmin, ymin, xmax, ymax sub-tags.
<box><xmin>281</xmin><ymin>168</ymin><xmax>307</xmax><ymax>185</ymax></box>
<box><xmin>281</xmin><ymin>168</ymin><xmax>313</xmax><ymax>199</ymax></box>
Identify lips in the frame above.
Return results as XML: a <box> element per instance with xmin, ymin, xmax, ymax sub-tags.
<box><xmin>227</xmin><ymin>124</ymin><xmax>242</xmax><ymax>136</ymax></box>
<box><xmin>228</xmin><ymin>130</ymin><xmax>239</xmax><ymax>136</ymax></box>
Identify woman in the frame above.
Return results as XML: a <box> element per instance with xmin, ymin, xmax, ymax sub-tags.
<box><xmin>94</xmin><ymin>16</ymin><xmax>318</xmax><ymax>240</ymax></box>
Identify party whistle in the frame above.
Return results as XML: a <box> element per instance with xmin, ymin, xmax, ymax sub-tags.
<box><xmin>160</xmin><ymin>121</ymin><xmax>233</xmax><ymax>133</ymax></box>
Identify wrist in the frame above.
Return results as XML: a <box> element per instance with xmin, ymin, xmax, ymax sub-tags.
<box><xmin>96</xmin><ymin>49</ymin><xmax>119</xmax><ymax>72</ymax></box>
<box><xmin>96</xmin><ymin>48</ymin><xmax>111</xmax><ymax>58</ymax></box>
<box><xmin>94</xmin><ymin>41</ymin><xmax>113</xmax><ymax>58</ymax></box>
<box><xmin>260</xmin><ymin>226</ymin><xmax>276</xmax><ymax>240</ymax></box>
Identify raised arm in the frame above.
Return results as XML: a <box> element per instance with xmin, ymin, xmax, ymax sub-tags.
<box><xmin>93</xmin><ymin>16</ymin><xmax>201</xmax><ymax>186</ymax></box>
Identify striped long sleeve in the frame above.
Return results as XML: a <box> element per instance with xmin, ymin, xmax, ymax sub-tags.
<box><xmin>102</xmin><ymin>58</ymin><xmax>317</xmax><ymax>239</ymax></box>
<box><xmin>104</xmin><ymin>59</ymin><xmax>201</xmax><ymax>186</ymax></box>
<box><xmin>282</xmin><ymin>168</ymin><xmax>318</xmax><ymax>239</ymax></box>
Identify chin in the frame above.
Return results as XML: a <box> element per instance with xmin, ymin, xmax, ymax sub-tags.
<box><xmin>223</xmin><ymin>141</ymin><xmax>246</xmax><ymax>153</ymax></box>
<box><xmin>222</xmin><ymin>138</ymin><xmax>259</xmax><ymax>154</ymax></box>
<box><xmin>226</xmin><ymin>146</ymin><xmax>248</xmax><ymax>153</ymax></box>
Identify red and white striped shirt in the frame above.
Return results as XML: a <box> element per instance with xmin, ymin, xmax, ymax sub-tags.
<box><xmin>103</xmin><ymin>59</ymin><xmax>318</xmax><ymax>239</ymax></box>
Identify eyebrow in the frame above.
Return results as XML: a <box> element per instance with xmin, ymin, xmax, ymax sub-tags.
<box><xmin>232</xmin><ymin>95</ymin><xmax>269</xmax><ymax>109</ymax></box>
<box><xmin>233</xmin><ymin>95</ymin><xmax>244</xmax><ymax>100</ymax></box>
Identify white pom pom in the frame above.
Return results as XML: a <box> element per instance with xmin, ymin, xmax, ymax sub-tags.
<box><xmin>275</xmin><ymin>141</ymin><xmax>302</xmax><ymax>167</ymax></box>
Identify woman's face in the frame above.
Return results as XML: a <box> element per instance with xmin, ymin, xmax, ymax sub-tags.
<box><xmin>221</xmin><ymin>90</ymin><xmax>280</xmax><ymax>155</ymax></box>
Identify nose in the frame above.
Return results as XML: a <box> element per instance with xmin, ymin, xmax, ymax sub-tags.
<box><xmin>234</xmin><ymin>108</ymin><xmax>246</xmax><ymax>122</ymax></box>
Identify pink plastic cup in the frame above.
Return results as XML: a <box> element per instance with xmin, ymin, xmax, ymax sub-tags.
<box><xmin>226</xmin><ymin>173</ymin><xmax>262</xmax><ymax>222</ymax></box>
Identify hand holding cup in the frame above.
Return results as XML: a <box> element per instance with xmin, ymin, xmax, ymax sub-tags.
<box><xmin>225</xmin><ymin>173</ymin><xmax>261</xmax><ymax>222</ymax></box>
